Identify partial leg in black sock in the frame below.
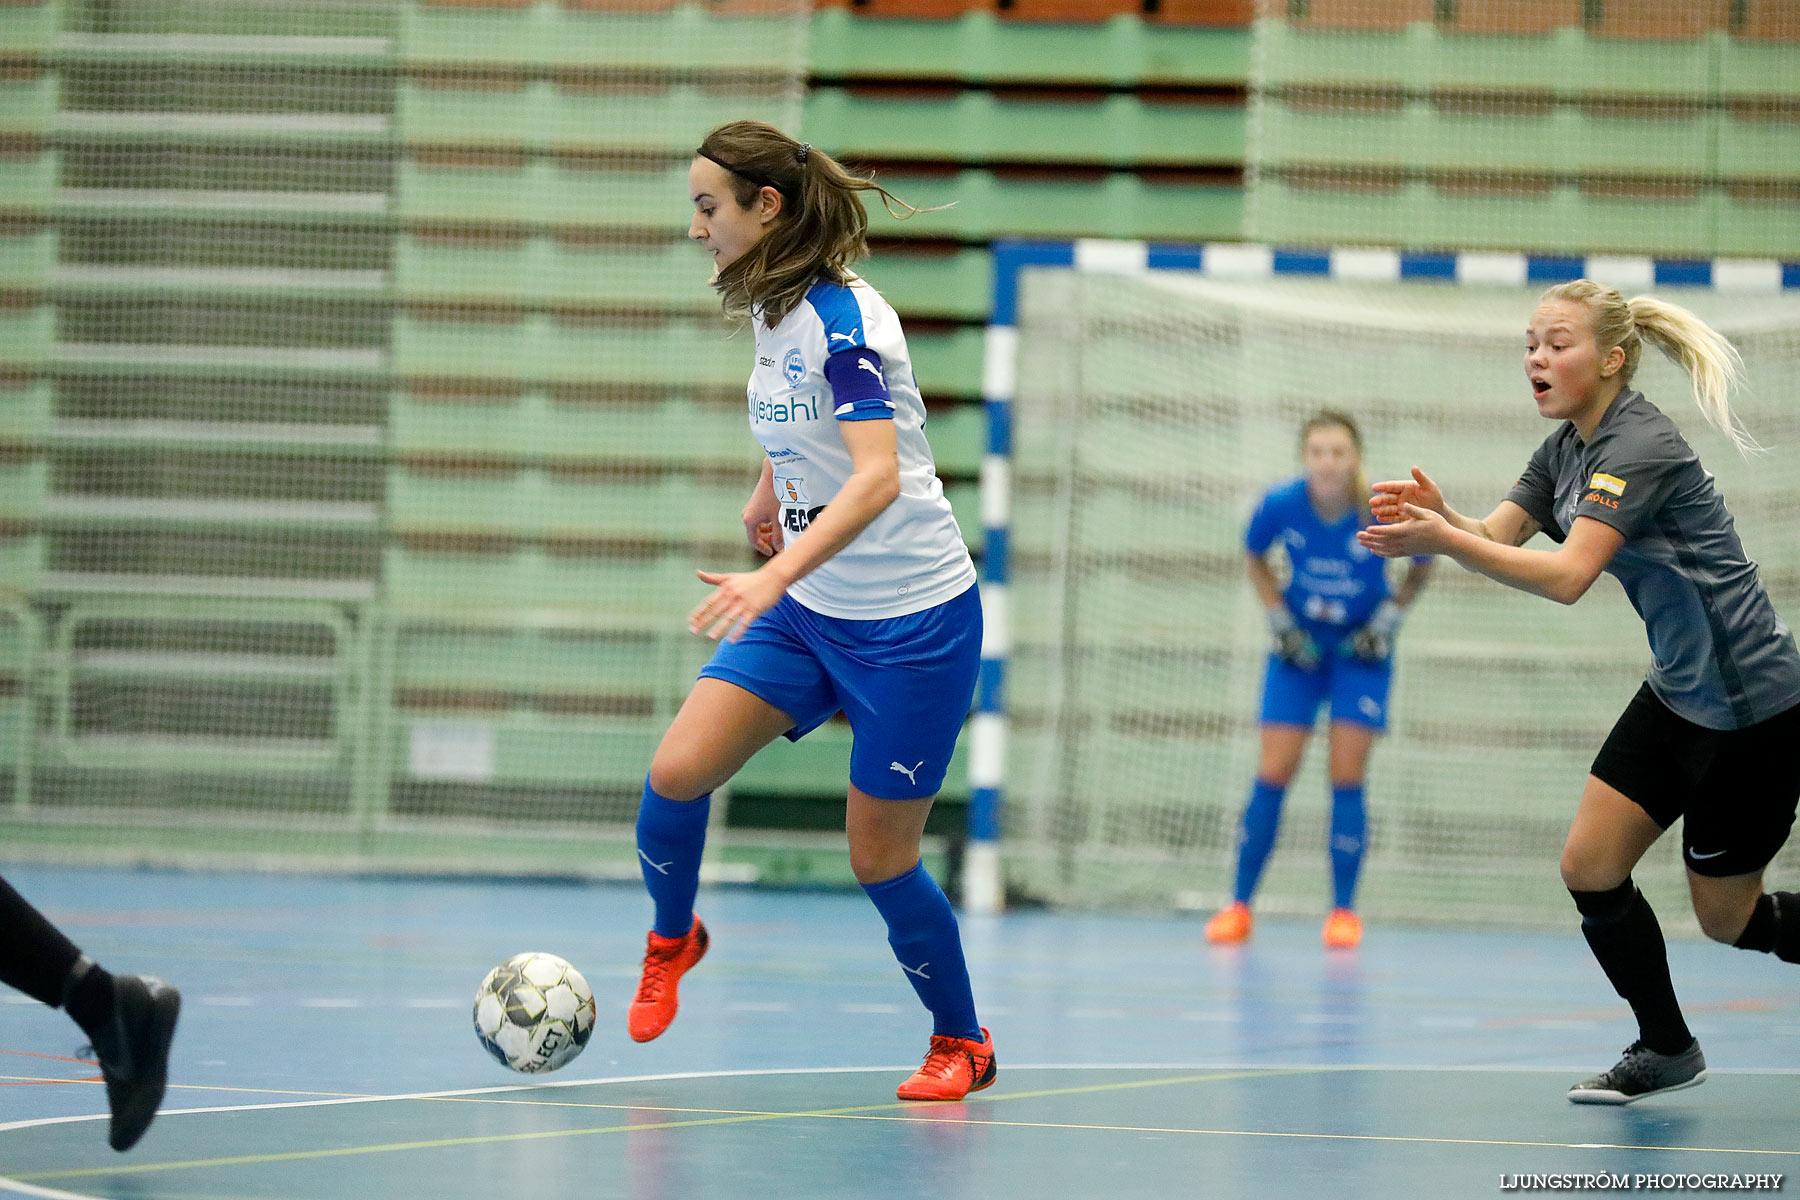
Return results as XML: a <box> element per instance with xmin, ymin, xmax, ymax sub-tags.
<box><xmin>0</xmin><ymin>874</ymin><xmax>114</xmax><ymax>1030</ymax></box>
<box><xmin>62</xmin><ymin>954</ymin><xmax>118</xmax><ymax>1036</ymax></box>
<box><xmin>1731</xmin><ymin>892</ymin><xmax>1800</xmax><ymax>964</ymax></box>
<box><xmin>1570</xmin><ymin>878</ymin><xmax>1693</xmax><ymax>1055</ymax></box>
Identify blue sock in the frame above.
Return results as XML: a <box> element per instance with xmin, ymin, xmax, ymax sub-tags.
<box><xmin>636</xmin><ymin>779</ymin><xmax>710</xmax><ymax>938</ymax></box>
<box><xmin>861</xmin><ymin>861</ymin><xmax>981</xmax><ymax>1041</ymax></box>
<box><xmin>1232</xmin><ymin>779</ymin><xmax>1286</xmax><ymax>904</ymax></box>
<box><xmin>1329</xmin><ymin>784</ymin><xmax>1366</xmax><ymax>911</ymax></box>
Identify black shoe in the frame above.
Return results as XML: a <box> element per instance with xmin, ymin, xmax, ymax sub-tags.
<box><xmin>1567</xmin><ymin>1039</ymin><xmax>1705</xmax><ymax>1105</ymax></box>
<box><xmin>87</xmin><ymin>974</ymin><xmax>181</xmax><ymax>1150</ymax></box>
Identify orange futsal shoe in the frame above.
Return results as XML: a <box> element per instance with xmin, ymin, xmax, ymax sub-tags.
<box><xmin>896</xmin><ymin>1027</ymin><xmax>997</xmax><ymax>1101</ymax></box>
<box><xmin>1205</xmin><ymin>902</ymin><xmax>1253</xmax><ymax>945</ymax></box>
<box><xmin>628</xmin><ymin>916</ymin><xmax>709</xmax><ymax>1043</ymax></box>
<box><xmin>1322</xmin><ymin>908</ymin><xmax>1363</xmax><ymax>949</ymax></box>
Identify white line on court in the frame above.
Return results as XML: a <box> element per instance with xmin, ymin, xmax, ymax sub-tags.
<box><xmin>0</xmin><ymin>1178</ymin><xmax>105</xmax><ymax>1200</ymax></box>
<box><xmin>7</xmin><ymin>1062</ymin><xmax>1800</xmax><ymax>1199</ymax></box>
<box><xmin>10</xmin><ymin>1059</ymin><xmax>1800</xmax><ymax>1139</ymax></box>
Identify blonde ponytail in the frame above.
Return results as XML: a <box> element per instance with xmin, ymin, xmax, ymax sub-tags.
<box><xmin>1627</xmin><ymin>295</ymin><xmax>1760</xmax><ymax>457</ymax></box>
<box><xmin>1540</xmin><ymin>279</ymin><xmax>1761</xmax><ymax>458</ymax></box>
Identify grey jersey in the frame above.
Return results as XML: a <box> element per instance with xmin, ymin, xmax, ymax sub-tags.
<box><xmin>1504</xmin><ymin>389</ymin><xmax>1800</xmax><ymax>730</ymax></box>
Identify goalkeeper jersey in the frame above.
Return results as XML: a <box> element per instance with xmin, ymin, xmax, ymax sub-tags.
<box><xmin>1246</xmin><ymin>477</ymin><xmax>1394</xmax><ymax>636</ymax></box>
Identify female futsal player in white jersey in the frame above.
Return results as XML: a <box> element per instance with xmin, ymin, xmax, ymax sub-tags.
<box><xmin>626</xmin><ymin>120</ymin><xmax>993</xmax><ymax>1102</ymax></box>
<box><xmin>1359</xmin><ymin>279</ymin><xmax>1800</xmax><ymax>1104</ymax></box>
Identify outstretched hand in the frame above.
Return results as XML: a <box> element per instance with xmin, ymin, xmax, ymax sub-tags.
<box><xmin>1370</xmin><ymin>466</ymin><xmax>1444</xmax><ymax>525</ymax></box>
<box><xmin>1357</xmin><ymin>502</ymin><xmax>1452</xmax><ymax>558</ymax></box>
<box><xmin>689</xmin><ymin>567</ymin><xmax>787</xmax><ymax>642</ymax></box>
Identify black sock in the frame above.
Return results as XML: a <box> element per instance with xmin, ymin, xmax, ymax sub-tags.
<box><xmin>62</xmin><ymin>956</ymin><xmax>116</xmax><ymax>1037</ymax></box>
<box><xmin>1570</xmin><ymin>879</ymin><xmax>1693</xmax><ymax>1056</ymax></box>
<box><xmin>1732</xmin><ymin>892</ymin><xmax>1800</xmax><ymax>964</ymax></box>
<box><xmin>0</xmin><ymin>874</ymin><xmax>85</xmax><ymax>1008</ymax></box>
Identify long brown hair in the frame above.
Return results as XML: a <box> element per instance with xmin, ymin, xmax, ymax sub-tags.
<box><xmin>1538</xmin><ymin>279</ymin><xmax>1758</xmax><ymax>457</ymax></box>
<box><xmin>1300</xmin><ymin>409</ymin><xmax>1370</xmax><ymax>517</ymax></box>
<box><xmin>696</xmin><ymin>120</ymin><xmax>935</xmax><ymax>327</ymax></box>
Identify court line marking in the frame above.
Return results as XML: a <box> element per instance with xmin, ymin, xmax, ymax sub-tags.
<box><xmin>9</xmin><ymin>1063</ymin><xmax>1800</xmax><ymax>1188</ymax></box>
<box><xmin>9</xmin><ymin>1059</ymin><xmax>1800</xmax><ymax>1131</ymax></box>
<box><xmin>0</xmin><ymin>1050</ymin><xmax>96</xmax><ymax>1066</ymax></box>
<box><xmin>0</xmin><ymin>1181</ymin><xmax>97</xmax><ymax>1200</ymax></box>
<box><xmin>0</xmin><ymin>1065</ymin><xmax>937</xmax><ymax>1142</ymax></box>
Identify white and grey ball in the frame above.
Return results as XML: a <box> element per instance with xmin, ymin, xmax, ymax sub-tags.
<box><xmin>473</xmin><ymin>952</ymin><xmax>596</xmax><ymax>1073</ymax></box>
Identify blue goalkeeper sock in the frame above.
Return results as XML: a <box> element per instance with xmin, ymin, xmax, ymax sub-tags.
<box><xmin>1329</xmin><ymin>784</ymin><xmax>1367</xmax><ymax>910</ymax></box>
<box><xmin>862</xmin><ymin>861</ymin><xmax>981</xmax><ymax>1041</ymax></box>
<box><xmin>1232</xmin><ymin>779</ymin><xmax>1286</xmax><ymax>904</ymax></box>
<box><xmin>636</xmin><ymin>778</ymin><xmax>710</xmax><ymax>938</ymax></box>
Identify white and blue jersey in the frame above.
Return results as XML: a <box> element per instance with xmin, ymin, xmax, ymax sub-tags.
<box><xmin>698</xmin><ymin>273</ymin><xmax>981</xmax><ymax>799</ymax></box>
<box><xmin>747</xmin><ymin>274</ymin><xmax>975</xmax><ymax>620</ymax></box>
<box><xmin>1245</xmin><ymin>477</ymin><xmax>1394</xmax><ymax>644</ymax></box>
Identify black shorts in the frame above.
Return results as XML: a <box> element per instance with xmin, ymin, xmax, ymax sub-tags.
<box><xmin>1591</xmin><ymin>682</ymin><xmax>1800</xmax><ymax>878</ymax></box>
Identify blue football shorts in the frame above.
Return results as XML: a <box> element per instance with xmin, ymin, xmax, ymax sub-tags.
<box><xmin>698</xmin><ymin>583</ymin><xmax>981</xmax><ymax>800</ymax></box>
<box><xmin>1258</xmin><ymin>642</ymin><xmax>1393</xmax><ymax>733</ymax></box>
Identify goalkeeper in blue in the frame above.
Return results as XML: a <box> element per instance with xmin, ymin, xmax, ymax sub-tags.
<box><xmin>626</xmin><ymin>121</ymin><xmax>993</xmax><ymax>1102</ymax></box>
<box><xmin>1206</xmin><ymin>411</ymin><xmax>1433</xmax><ymax>949</ymax></box>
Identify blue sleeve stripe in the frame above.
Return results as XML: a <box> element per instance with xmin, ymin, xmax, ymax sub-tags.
<box><xmin>804</xmin><ymin>280</ymin><xmax>867</xmax><ymax>350</ymax></box>
<box><xmin>835</xmin><ymin>398</ymin><xmax>896</xmax><ymax>420</ymax></box>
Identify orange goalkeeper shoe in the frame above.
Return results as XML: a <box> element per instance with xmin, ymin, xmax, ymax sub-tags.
<box><xmin>1205</xmin><ymin>902</ymin><xmax>1253</xmax><ymax>945</ymax></box>
<box><xmin>1322</xmin><ymin>908</ymin><xmax>1363</xmax><ymax>949</ymax></box>
<box><xmin>896</xmin><ymin>1027</ymin><xmax>997</xmax><ymax>1101</ymax></box>
<box><xmin>627</xmin><ymin>916</ymin><xmax>709</xmax><ymax>1043</ymax></box>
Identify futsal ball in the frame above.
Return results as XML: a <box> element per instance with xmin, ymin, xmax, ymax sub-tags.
<box><xmin>472</xmin><ymin>952</ymin><xmax>597</xmax><ymax>1074</ymax></box>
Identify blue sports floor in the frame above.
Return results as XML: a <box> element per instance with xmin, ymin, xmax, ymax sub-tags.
<box><xmin>2</xmin><ymin>863</ymin><xmax>1797</xmax><ymax>1199</ymax></box>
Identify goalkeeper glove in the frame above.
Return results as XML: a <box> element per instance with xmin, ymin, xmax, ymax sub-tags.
<box><xmin>1345</xmin><ymin>599</ymin><xmax>1404</xmax><ymax>663</ymax></box>
<box><xmin>1267</xmin><ymin>607</ymin><xmax>1321</xmax><ymax>671</ymax></box>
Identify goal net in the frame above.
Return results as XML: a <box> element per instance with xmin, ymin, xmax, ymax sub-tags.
<box><xmin>1006</xmin><ymin>265</ymin><xmax>1800</xmax><ymax>926</ymax></box>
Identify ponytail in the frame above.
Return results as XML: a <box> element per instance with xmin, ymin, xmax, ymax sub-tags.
<box><xmin>1627</xmin><ymin>295</ymin><xmax>1759</xmax><ymax>457</ymax></box>
<box><xmin>1540</xmin><ymin>279</ymin><xmax>1761</xmax><ymax>458</ymax></box>
<box><xmin>696</xmin><ymin>120</ymin><xmax>945</xmax><ymax>327</ymax></box>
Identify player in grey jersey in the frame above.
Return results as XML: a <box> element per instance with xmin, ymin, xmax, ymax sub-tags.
<box><xmin>1359</xmin><ymin>279</ymin><xmax>1800</xmax><ymax>1105</ymax></box>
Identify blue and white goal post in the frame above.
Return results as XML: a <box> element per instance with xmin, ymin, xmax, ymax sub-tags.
<box><xmin>962</xmin><ymin>238</ymin><xmax>1800</xmax><ymax>916</ymax></box>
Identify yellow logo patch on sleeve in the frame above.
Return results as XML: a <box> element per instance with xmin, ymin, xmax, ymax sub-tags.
<box><xmin>1588</xmin><ymin>472</ymin><xmax>1627</xmax><ymax>497</ymax></box>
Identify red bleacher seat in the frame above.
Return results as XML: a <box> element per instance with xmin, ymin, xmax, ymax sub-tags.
<box><xmin>995</xmin><ymin>0</ymin><xmax>1142</xmax><ymax>19</ymax></box>
<box><xmin>1291</xmin><ymin>0</ymin><xmax>1435</xmax><ymax>32</ymax></box>
<box><xmin>812</xmin><ymin>0</ymin><xmax>994</xmax><ymax>14</ymax></box>
<box><xmin>1737</xmin><ymin>0</ymin><xmax>1800</xmax><ymax>41</ymax></box>
<box><xmin>1143</xmin><ymin>0</ymin><xmax>1254</xmax><ymax>26</ymax></box>
<box><xmin>1448</xmin><ymin>0</ymin><xmax>1582</xmax><ymax>34</ymax></box>
<box><xmin>1593</xmin><ymin>0</ymin><xmax>1730</xmax><ymax>38</ymax></box>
